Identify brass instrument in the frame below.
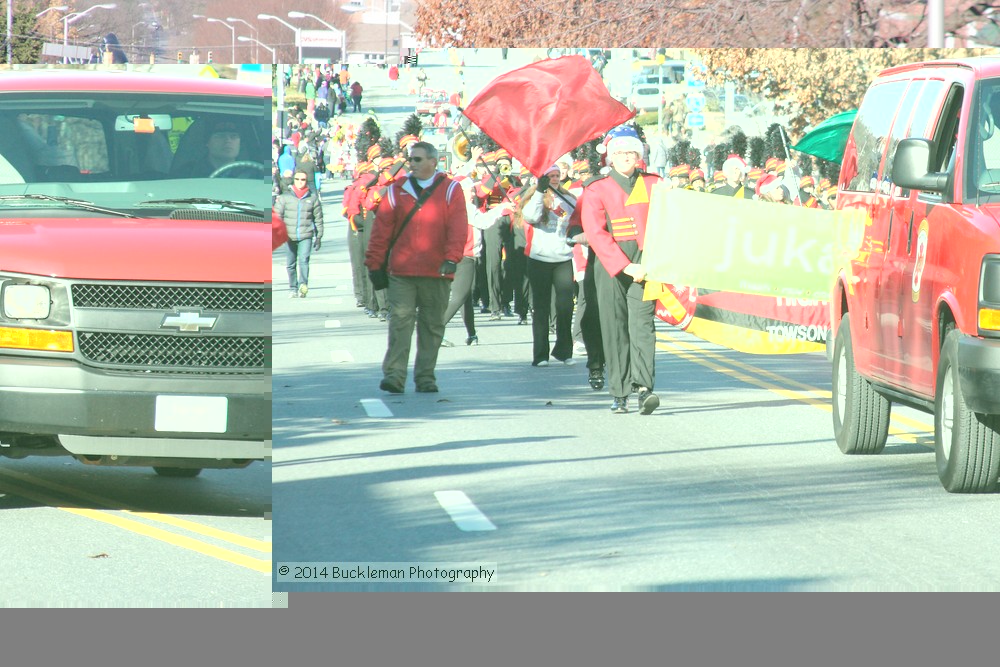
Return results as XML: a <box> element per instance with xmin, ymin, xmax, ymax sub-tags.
<box><xmin>451</xmin><ymin>134</ymin><xmax>471</xmax><ymax>165</ymax></box>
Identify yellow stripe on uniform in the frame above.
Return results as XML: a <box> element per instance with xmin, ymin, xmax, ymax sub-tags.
<box><xmin>624</xmin><ymin>177</ymin><xmax>649</xmax><ymax>206</ymax></box>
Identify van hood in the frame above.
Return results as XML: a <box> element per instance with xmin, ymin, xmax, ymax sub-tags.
<box><xmin>0</xmin><ymin>218</ymin><xmax>270</xmax><ymax>283</ymax></box>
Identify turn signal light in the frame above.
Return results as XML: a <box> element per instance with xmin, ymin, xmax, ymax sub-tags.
<box><xmin>979</xmin><ymin>308</ymin><xmax>1000</xmax><ymax>332</ymax></box>
<box><xmin>0</xmin><ymin>327</ymin><xmax>74</xmax><ymax>352</ymax></box>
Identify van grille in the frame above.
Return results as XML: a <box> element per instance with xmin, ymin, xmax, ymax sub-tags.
<box><xmin>77</xmin><ymin>331</ymin><xmax>267</xmax><ymax>370</ymax></box>
<box><xmin>72</xmin><ymin>285</ymin><xmax>266</xmax><ymax>312</ymax></box>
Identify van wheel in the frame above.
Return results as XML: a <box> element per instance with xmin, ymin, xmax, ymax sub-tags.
<box><xmin>153</xmin><ymin>467</ymin><xmax>202</xmax><ymax>478</ymax></box>
<box><xmin>934</xmin><ymin>326</ymin><xmax>1000</xmax><ymax>493</ymax></box>
<box><xmin>832</xmin><ymin>313</ymin><xmax>891</xmax><ymax>454</ymax></box>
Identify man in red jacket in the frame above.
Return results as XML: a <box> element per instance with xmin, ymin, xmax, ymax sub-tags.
<box><xmin>581</xmin><ymin>126</ymin><xmax>663</xmax><ymax>415</ymax></box>
<box><xmin>365</xmin><ymin>141</ymin><xmax>468</xmax><ymax>393</ymax></box>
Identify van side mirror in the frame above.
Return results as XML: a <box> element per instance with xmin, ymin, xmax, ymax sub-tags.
<box><xmin>891</xmin><ymin>138</ymin><xmax>948</xmax><ymax>192</ymax></box>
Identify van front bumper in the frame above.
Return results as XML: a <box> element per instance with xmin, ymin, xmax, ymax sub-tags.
<box><xmin>957</xmin><ymin>335</ymin><xmax>1000</xmax><ymax>414</ymax></box>
<box><xmin>0</xmin><ymin>355</ymin><xmax>270</xmax><ymax>450</ymax></box>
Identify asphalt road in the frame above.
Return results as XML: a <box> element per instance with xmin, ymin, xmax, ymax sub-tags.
<box><xmin>272</xmin><ymin>168</ymin><xmax>1000</xmax><ymax>592</ymax></box>
<box><xmin>0</xmin><ymin>458</ymin><xmax>271</xmax><ymax>607</ymax></box>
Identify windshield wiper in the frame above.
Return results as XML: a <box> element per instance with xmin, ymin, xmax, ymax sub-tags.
<box><xmin>0</xmin><ymin>194</ymin><xmax>138</xmax><ymax>218</ymax></box>
<box><xmin>137</xmin><ymin>198</ymin><xmax>263</xmax><ymax>216</ymax></box>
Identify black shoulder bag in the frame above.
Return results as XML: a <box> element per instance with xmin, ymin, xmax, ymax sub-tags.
<box><xmin>369</xmin><ymin>175</ymin><xmax>444</xmax><ymax>290</ymax></box>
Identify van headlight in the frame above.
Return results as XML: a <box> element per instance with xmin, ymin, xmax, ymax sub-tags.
<box><xmin>2</xmin><ymin>284</ymin><xmax>52</xmax><ymax>319</ymax></box>
<box><xmin>980</xmin><ymin>255</ymin><xmax>1000</xmax><ymax>334</ymax></box>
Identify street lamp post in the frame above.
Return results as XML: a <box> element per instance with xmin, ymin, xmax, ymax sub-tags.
<box><xmin>209</xmin><ymin>18</ymin><xmax>236</xmax><ymax>64</ymax></box>
<box><xmin>194</xmin><ymin>14</ymin><xmax>236</xmax><ymax>64</ymax></box>
<box><xmin>228</xmin><ymin>17</ymin><xmax>259</xmax><ymax>64</ymax></box>
<box><xmin>31</xmin><ymin>5</ymin><xmax>70</xmax><ymax>64</ymax></box>
<box><xmin>258</xmin><ymin>13</ymin><xmax>301</xmax><ymax>64</ymax></box>
<box><xmin>238</xmin><ymin>35</ymin><xmax>275</xmax><ymax>65</ymax></box>
<box><xmin>63</xmin><ymin>3</ymin><xmax>116</xmax><ymax>64</ymax></box>
<box><xmin>287</xmin><ymin>10</ymin><xmax>347</xmax><ymax>64</ymax></box>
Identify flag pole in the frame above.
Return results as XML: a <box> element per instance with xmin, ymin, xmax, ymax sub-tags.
<box><xmin>454</xmin><ymin>110</ymin><xmax>516</xmax><ymax>206</ymax></box>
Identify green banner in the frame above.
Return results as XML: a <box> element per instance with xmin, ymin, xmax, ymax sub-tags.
<box><xmin>643</xmin><ymin>186</ymin><xmax>866</xmax><ymax>302</ymax></box>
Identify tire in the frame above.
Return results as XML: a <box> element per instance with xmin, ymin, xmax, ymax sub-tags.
<box><xmin>832</xmin><ymin>313</ymin><xmax>891</xmax><ymax>454</ymax></box>
<box><xmin>153</xmin><ymin>467</ymin><xmax>202</xmax><ymax>478</ymax></box>
<box><xmin>934</xmin><ymin>326</ymin><xmax>1000</xmax><ymax>493</ymax></box>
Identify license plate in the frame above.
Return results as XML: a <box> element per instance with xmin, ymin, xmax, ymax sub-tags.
<box><xmin>155</xmin><ymin>396</ymin><xmax>228</xmax><ymax>433</ymax></box>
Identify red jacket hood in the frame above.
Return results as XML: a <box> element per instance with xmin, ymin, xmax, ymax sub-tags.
<box><xmin>0</xmin><ymin>218</ymin><xmax>271</xmax><ymax>283</ymax></box>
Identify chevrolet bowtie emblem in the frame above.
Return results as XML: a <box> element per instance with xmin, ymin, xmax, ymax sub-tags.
<box><xmin>161</xmin><ymin>311</ymin><xmax>218</xmax><ymax>332</ymax></box>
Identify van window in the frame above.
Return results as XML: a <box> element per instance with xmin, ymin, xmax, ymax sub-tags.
<box><xmin>929</xmin><ymin>84</ymin><xmax>964</xmax><ymax>177</ymax></box>
<box><xmin>969</xmin><ymin>78</ymin><xmax>1000</xmax><ymax>200</ymax></box>
<box><xmin>883</xmin><ymin>80</ymin><xmax>930</xmax><ymax>193</ymax></box>
<box><xmin>845</xmin><ymin>79</ymin><xmax>909</xmax><ymax>193</ymax></box>
<box><xmin>907</xmin><ymin>79</ymin><xmax>946</xmax><ymax>140</ymax></box>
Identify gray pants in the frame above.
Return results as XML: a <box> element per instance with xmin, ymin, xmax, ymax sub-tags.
<box><xmin>594</xmin><ymin>261</ymin><xmax>656</xmax><ymax>398</ymax></box>
<box><xmin>442</xmin><ymin>256</ymin><xmax>477</xmax><ymax>337</ymax></box>
<box><xmin>382</xmin><ymin>275</ymin><xmax>451</xmax><ymax>388</ymax></box>
<box><xmin>347</xmin><ymin>226</ymin><xmax>365</xmax><ymax>304</ymax></box>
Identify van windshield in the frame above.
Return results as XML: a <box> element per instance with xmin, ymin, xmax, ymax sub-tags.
<box><xmin>0</xmin><ymin>90</ymin><xmax>271</xmax><ymax>217</ymax></box>
<box><xmin>972</xmin><ymin>77</ymin><xmax>1000</xmax><ymax>202</ymax></box>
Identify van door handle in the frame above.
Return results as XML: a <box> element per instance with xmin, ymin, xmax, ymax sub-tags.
<box><xmin>906</xmin><ymin>211</ymin><xmax>914</xmax><ymax>254</ymax></box>
<box><xmin>886</xmin><ymin>208</ymin><xmax>893</xmax><ymax>254</ymax></box>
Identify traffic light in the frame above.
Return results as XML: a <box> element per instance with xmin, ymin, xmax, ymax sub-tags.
<box><xmin>177</xmin><ymin>51</ymin><xmax>183</xmax><ymax>63</ymax></box>
<box><xmin>207</xmin><ymin>51</ymin><xmax>213</xmax><ymax>63</ymax></box>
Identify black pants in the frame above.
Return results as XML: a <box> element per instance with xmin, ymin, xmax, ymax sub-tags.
<box><xmin>442</xmin><ymin>256</ymin><xmax>477</xmax><ymax>337</ymax></box>
<box><xmin>507</xmin><ymin>246</ymin><xmax>530</xmax><ymax>317</ymax></box>
<box><xmin>351</xmin><ymin>94</ymin><xmax>362</xmax><ymax>112</ymax></box>
<box><xmin>594</xmin><ymin>256</ymin><xmax>655</xmax><ymax>397</ymax></box>
<box><xmin>526</xmin><ymin>258</ymin><xmax>574</xmax><ymax>364</ymax></box>
<box><xmin>483</xmin><ymin>220</ymin><xmax>507</xmax><ymax>314</ymax></box>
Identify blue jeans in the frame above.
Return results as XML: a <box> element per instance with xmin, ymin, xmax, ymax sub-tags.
<box><xmin>286</xmin><ymin>239</ymin><xmax>313</xmax><ymax>290</ymax></box>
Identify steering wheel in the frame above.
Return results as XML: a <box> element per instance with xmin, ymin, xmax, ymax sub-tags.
<box><xmin>210</xmin><ymin>161</ymin><xmax>270</xmax><ymax>179</ymax></box>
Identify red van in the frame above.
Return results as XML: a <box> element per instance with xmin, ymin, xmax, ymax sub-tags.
<box><xmin>0</xmin><ymin>70</ymin><xmax>272</xmax><ymax>477</ymax></box>
<box><xmin>831</xmin><ymin>57</ymin><xmax>1000</xmax><ymax>492</ymax></box>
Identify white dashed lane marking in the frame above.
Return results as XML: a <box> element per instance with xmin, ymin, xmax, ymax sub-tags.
<box><xmin>360</xmin><ymin>398</ymin><xmax>393</xmax><ymax>418</ymax></box>
<box><xmin>325</xmin><ymin>320</ymin><xmax>342</xmax><ymax>328</ymax></box>
<box><xmin>434</xmin><ymin>491</ymin><xmax>497</xmax><ymax>532</ymax></box>
<box><xmin>331</xmin><ymin>350</ymin><xmax>354</xmax><ymax>363</ymax></box>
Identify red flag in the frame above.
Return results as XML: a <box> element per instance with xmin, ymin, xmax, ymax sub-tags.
<box><xmin>462</xmin><ymin>56</ymin><xmax>635</xmax><ymax>178</ymax></box>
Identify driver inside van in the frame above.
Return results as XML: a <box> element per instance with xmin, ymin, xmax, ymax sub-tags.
<box><xmin>174</xmin><ymin>119</ymin><xmax>262</xmax><ymax>178</ymax></box>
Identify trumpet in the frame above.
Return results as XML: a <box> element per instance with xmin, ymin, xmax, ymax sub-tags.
<box><xmin>498</xmin><ymin>162</ymin><xmax>512</xmax><ymax>176</ymax></box>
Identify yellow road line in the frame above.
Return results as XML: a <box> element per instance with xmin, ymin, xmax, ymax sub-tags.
<box><xmin>127</xmin><ymin>512</ymin><xmax>271</xmax><ymax>553</ymax></box>
<box><xmin>656</xmin><ymin>333</ymin><xmax>933</xmax><ymax>447</ymax></box>
<box><xmin>657</xmin><ymin>333</ymin><xmax>934</xmax><ymax>432</ymax></box>
<box><xmin>0</xmin><ymin>467</ymin><xmax>271</xmax><ymax>570</ymax></box>
<box><xmin>60</xmin><ymin>507</ymin><xmax>271</xmax><ymax>573</ymax></box>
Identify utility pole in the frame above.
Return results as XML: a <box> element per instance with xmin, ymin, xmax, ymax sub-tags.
<box><xmin>928</xmin><ymin>0</ymin><xmax>945</xmax><ymax>47</ymax></box>
<box><xmin>7</xmin><ymin>0</ymin><xmax>13</xmax><ymax>65</ymax></box>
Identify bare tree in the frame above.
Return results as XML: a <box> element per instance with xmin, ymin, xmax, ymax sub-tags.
<box><xmin>415</xmin><ymin>0</ymin><xmax>996</xmax><ymax>47</ymax></box>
